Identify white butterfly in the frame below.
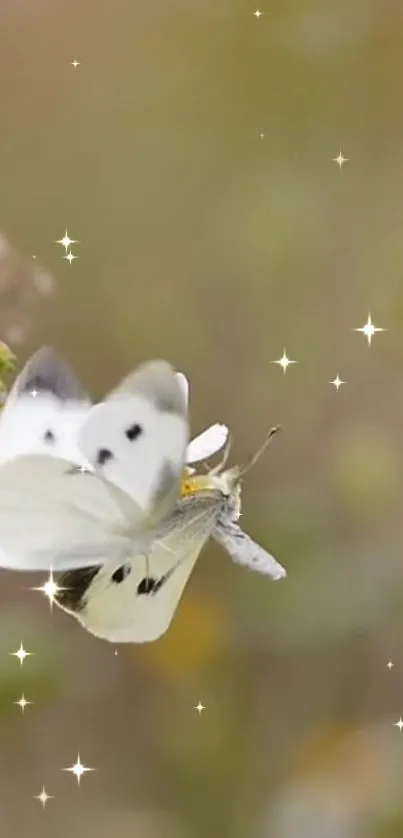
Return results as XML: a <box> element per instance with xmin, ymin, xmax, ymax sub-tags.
<box><xmin>0</xmin><ymin>348</ymin><xmax>286</xmax><ymax>643</ymax></box>
<box><xmin>0</xmin><ymin>348</ymin><xmax>190</xmax><ymax>571</ymax></box>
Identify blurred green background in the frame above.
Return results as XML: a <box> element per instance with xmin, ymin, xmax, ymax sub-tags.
<box><xmin>1</xmin><ymin>0</ymin><xmax>403</xmax><ymax>836</ymax></box>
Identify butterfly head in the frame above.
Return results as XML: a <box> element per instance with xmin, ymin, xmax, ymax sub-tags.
<box><xmin>180</xmin><ymin>425</ymin><xmax>281</xmax><ymax>520</ymax></box>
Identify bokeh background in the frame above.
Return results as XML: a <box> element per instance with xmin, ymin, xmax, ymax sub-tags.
<box><xmin>0</xmin><ymin>0</ymin><xmax>403</xmax><ymax>836</ymax></box>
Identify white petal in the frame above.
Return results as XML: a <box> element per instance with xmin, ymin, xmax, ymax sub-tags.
<box><xmin>186</xmin><ymin>423</ymin><xmax>229</xmax><ymax>463</ymax></box>
<box><xmin>175</xmin><ymin>372</ymin><xmax>189</xmax><ymax>407</ymax></box>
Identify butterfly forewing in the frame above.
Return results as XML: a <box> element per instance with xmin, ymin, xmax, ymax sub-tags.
<box><xmin>0</xmin><ymin>347</ymin><xmax>91</xmax><ymax>467</ymax></box>
<box><xmin>78</xmin><ymin>360</ymin><xmax>189</xmax><ymax>520</ymax></box>
<box><xmin>0</xmin><ymin>454</ymin><xmax>146</xmax><ymax>570</ymax></box>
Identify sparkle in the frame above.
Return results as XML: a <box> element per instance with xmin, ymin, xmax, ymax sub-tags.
<box><xmin>63</xmin><ymin>754</ymin><xmax>95</xmax><ymax>785</ymax></box>
<box><xmin>71</xmin><ymin>60</ymin><xmax>80</xmax><ymax>68</ymax></box>
<box><xmin>332</xmin><ymin>150</ymin><xmax>349</xmax><ymax>168</ymax></box>
<box><xmin>253</xmin><ymin>9</ymin><xmax>263</xmax><ymax>17</ymax></box>
<box><xmin>30</xmin><ymin>388</ymin><xmax>38</xmax><ymax>398</ymax></box>
<box><xmin>260</xmin><ymin>132</ymin><xmax>265</xmax><ymax>139</ymax></box>
<box><xmin>330</xmin><ymin>375</ymin><xmax>345</xmax><ymax>390</ymax></box>
<box><xmin>387</xmin><ymin>660</ymin><xmax>394</xmax><ymax>669</ymax></box>
<box><xmin>194</xmin><ymin>702</ymin><xmax>206</xmax><ymax>714</ymax></box>
<box><xmin>272</xmin><ymin>349</ymin><xmax>297</xmax><ymax>374</ymax></box>
<box><xmin>395</xmin><ymin>717</ymin><xmax>403</xmax><ymax>732</ymax></box>
<box><xmin>63</xmin><ymin>251</ymin><xmax>78</xmax><ymax>264</ymax></box>
<box><xmin>10</xmin><ymin>642</ymin><xmax>32</xmax><ymax>666</ymax></box>
<box><xmin>56</xmin><ymin>230</ymin><xmax>78</xmax><ymax>252</ymax></box>
<box><xmin>15</xmin><ymin>694</ymin><xmax>32</xmax><ymax>713</ymax></box>
<box><xmin>353</xmin><ymin>314</ymin><xmax>385</xmax><ymax>346</ymax></box>
<box><xmin>31</xmin><ymin>570</ymin><xmax>65</xmax><ymax>610</ymax></box>
<box><xmin>34</xmin><ymin>787</ymin><xmax>54</xmax><ymax>808</ymax></box>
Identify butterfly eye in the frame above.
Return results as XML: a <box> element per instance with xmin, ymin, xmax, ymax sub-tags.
<box><xmin>125</xmin><ymin>423</ymin><xmax>142</xmax><ymax>441</ymax></box>
<box><xmin>111</xmin><ymin>564</ymin><xmax>131</xmax><ymax>584</ymax></box>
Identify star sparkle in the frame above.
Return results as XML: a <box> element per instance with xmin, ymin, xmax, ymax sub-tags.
<box><xmin>10</xmin><ymin>642</ymin><xmax>32</xmax><ymax>666</ymax></box>
<box><xmin>71</xmin><ymin>60</ymin><xmax>80</xmax><ymax>68</ymax></box>
<box><xmin>15</xmin><ymin>694</ymin><xmax>32</xmax><ymax>713</ymax></box>
<box><xmin>63</xmin><ymin>251</ymin><xmax>78</xmax><ymax>264</ymax></box>
<box><xmin>56</xmin><ymin>230</ymin><xmax>78</xmax><ymax>252</ymax></box>
<box><xmin>34</xmin><ymin>787</ymin><xmax>54</xmax><ymax>808</ymax></box>
<box><xmin>31</xmin><ymin>570</ymin><xmax>65</xmax><ymax>611</ymax></box>
<box><xmin>272</xmin><ymin>349</ymin><xmax>297</xmax><ymax>374</ymax></box>
<box><xmin>353</xmin><ymin>314</ymin><xmax>385</xmax><ymax>346</ymax></box>
<box><xmin>63</xmin><ymin>754</ymin><xmax>95</xmax><ymax>785</ymax></box>
<box><xmin>332</xmin><ymin>150</ymin><xmax>349</xmax><ymax>168</ymax></box>
<box><xmin>395</xmin><ymin>717</ymin><xmax>403</xmax><ymax>732</ymax></box>
<box><xmin>387</xmin><ymin>660</ymin><xmax>394</xmax><ymax>669</ymax></box>
<box><xmin>194</xmin><ymin>702</ymin><xmax>206</xmax><ymax>714</ymax></box>
<box><xmin>330</xmin><ymin>375</ymin><xmax>345</xmax><ymax>390</ymax></box>
<box><xmin>253</xmin><ymin>9</ymin><xmax>263</xmax><ymax>17</ymax></box>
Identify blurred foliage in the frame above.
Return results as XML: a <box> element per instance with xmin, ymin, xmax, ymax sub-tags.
<box><xmin>0</xmin><ymin>342</ymin><xmax>15</xmax><ymax>398</ymax></box>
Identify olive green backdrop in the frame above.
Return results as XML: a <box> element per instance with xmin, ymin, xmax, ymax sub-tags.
<box><xmin>0</xmin><ymin>1</ymin><xmax>402</xmax><ymax>836</ymax></box>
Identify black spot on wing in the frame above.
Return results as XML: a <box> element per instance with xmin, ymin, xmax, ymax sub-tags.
<box><xmin>96</xmin><ymin>448</ymin><xmax>113</xmax><ymax>466</ymax></box>
<box><xmin>55</xmin><ymin>566</ymin><xmax>99</xmax><ymax>613</ymax></box>
<box><xmin>125</xmin><ymin>423</ymin><xmax>142</xmax><ymax>441</ymax></box>
<box><xmin>111</xmin><ymin>564</ymin><xmax>131</xmax><ymax>584</ymax></box>
<box><xmin>137</xmin><ymin>577</ymin><xmax>158</xmax><ymax>595</ymax></box>
<box><xmin>137</xmin><ymin>572</ymin><xmax>172</xmax><ymax>596</ymax></box>
<box><xmin>44</xmin><ymin>429</ymin><xmax>55</xmax><ymax>443</ymax></box>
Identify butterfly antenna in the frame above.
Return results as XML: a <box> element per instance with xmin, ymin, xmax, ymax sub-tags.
<box><xmin>205</xmin><ymin>431</ymin><xmax>233</xmax><ymax>475</ymax></box>
<box><xmin>239</xmin><ymin>425</ymin><xmax>281</xmax><ymax>478</ymax></box>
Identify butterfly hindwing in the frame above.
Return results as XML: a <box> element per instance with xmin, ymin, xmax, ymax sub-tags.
<box><xmin>55</xmin><ymin>491</ymin><xmax>221</xmax><ymax>642</ymax></box>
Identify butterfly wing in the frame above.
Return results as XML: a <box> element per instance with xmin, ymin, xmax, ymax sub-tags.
<box><xmin>0</xmin><ymin>453</ymin><xmax>147</xmax><ymax>570</ymax></box>
<box><xmin>175</xmin><ymin>372</ymin><xmax>189</xmax><ymax>406</ymax></box>
<box><xmin>0</xmin><ymin>346</ymin><xmax>91</xmax><ymax>466</ymax></box>
<box><xmin>78</xmin><ymin>360</ymin><xmax>189</xmax><ymax>522</ymax></box>
<box><xmin>55</xmin><ymin>491</ymin><xmax>221</xmax><ymax>642</ymax></box>
<box><xmin>175</xmin><ymin>371</ymin><xmax>228</xmax><ymax>465</ymax></box>
<box><xmin>186</xmin><ymin>424</ymin><xmax>229</xmax><ymax>464</ymax></box>
<box><xmin>213</xmin><ymin>516</ymin><xmax>286</xmax><ymax>580</ymax></box>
